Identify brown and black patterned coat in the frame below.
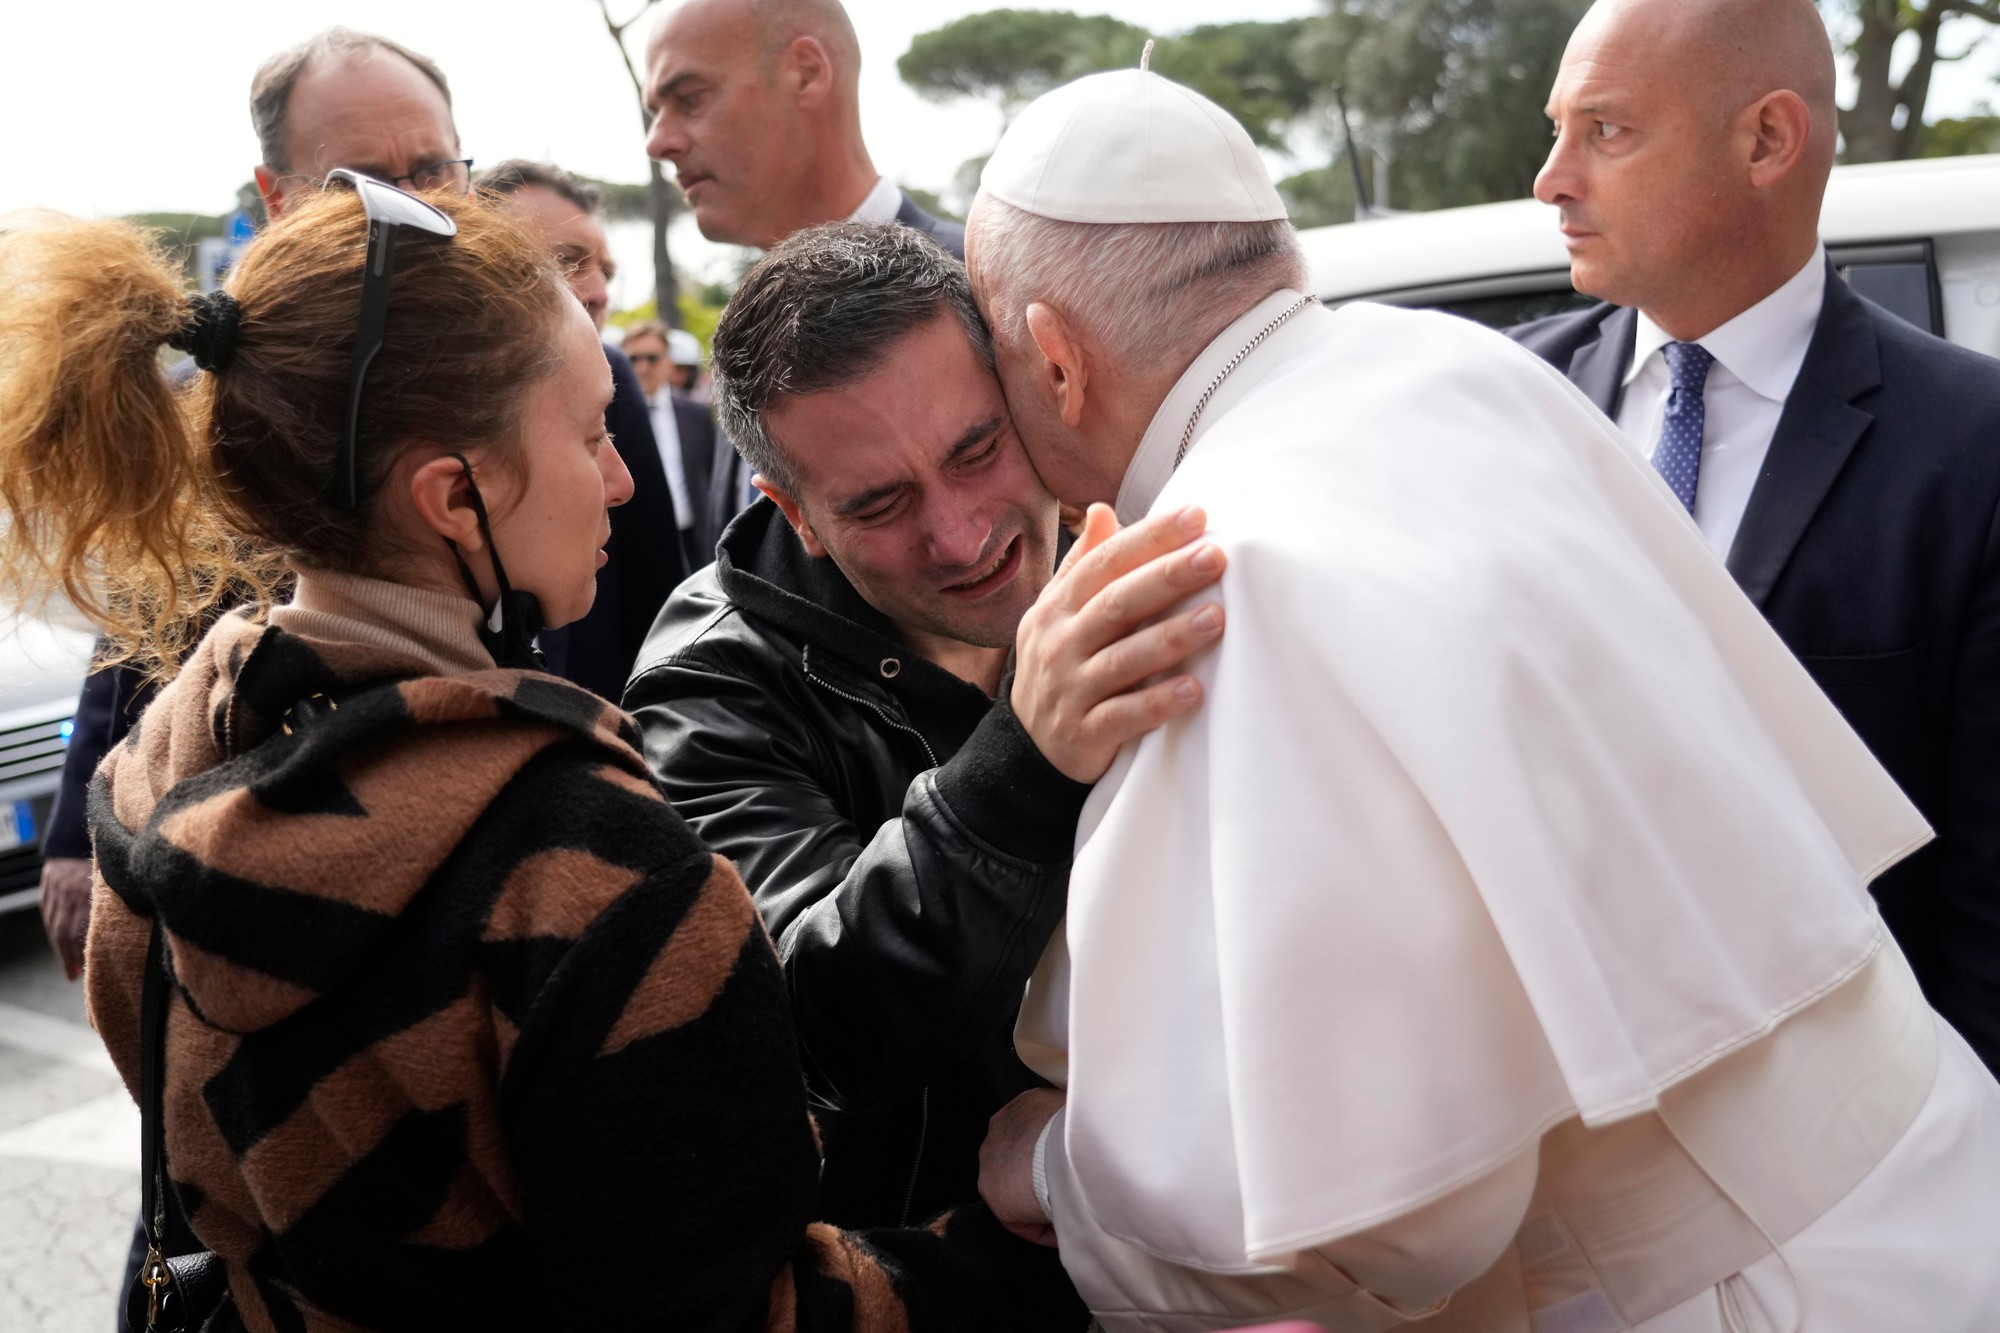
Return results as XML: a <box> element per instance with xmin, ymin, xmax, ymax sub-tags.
<box><xmin>84</xmin><ymin>592</ymin><xmax>1084</xmax><ymax>1333</ymax></box>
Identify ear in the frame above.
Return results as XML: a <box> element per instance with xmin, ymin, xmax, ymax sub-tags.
<box><xmin>756</xmin><ymin>476</ymin><xmax>829</xmax><ymax>558</ymax></box>
<box><xmin>785</xmin><ymin>36</ymin><xmax>835</xmax><ymax>106</ymax></box>
<box><xmin>1744</xmin><ymin>90</ymin><xmax>1812</xmax><ymax>190</ymax></box>
<box><xmin>408</xmin><ymin>454</ymin><xmax>487</xmax><ymax>554</ymax></box>
<box><xmin>1025</xmin><ymin>303</ymin><xmax>1089</xmax><ymax>429</ymax></box>
<box><xmin>253</xmin><ymin>165</ymin><xmax>288</xmax><ymax>220</ymax></box>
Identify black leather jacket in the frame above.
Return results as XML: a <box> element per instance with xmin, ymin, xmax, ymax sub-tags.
<box><xmin>624</xmin><ymin>500</ymin><xmax>1088</xmax><ymax>1228</ymax></box>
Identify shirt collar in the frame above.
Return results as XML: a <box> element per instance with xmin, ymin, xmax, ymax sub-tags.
<box><xmin>1626</xmin><ymin>246</ymin><xmax>1826</xmax><ymax>402</ymax></box>
<box><xmin>848</xmin><ymin>176</ymin><xmax>903</xmax><ymax>226</ymax></box>
<box><xmin>1115</xmin><ymin>288</ymin><xmax>1310</xmax><ymax>525</ymax></box>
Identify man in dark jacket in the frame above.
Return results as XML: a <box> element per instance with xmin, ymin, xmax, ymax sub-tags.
<box><xmin>1514</xmin><ymin>0</ymin><xmax>2000</xmax><ymax>1071</ymax></box>
<box><xmin>480</xmin><ymin>160</ymin><xmax>689</xmax><ymax>698</ymax></box>
<box><xmin>623</xmin><ymin>320</ymin><xmax>731</xmax><ymax>566</ymax></box>
<box><xmin>624</xmin><ymin>223</ymin><xmax>1228</xmax><ymax>1227</ymax></box>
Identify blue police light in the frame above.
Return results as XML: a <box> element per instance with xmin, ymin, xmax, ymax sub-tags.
<box><xmin>59</xmin><ymin>718</ymin><xmax>74</xmax><ymax>742</ymax></box>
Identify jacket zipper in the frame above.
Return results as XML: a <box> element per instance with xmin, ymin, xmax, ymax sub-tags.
<box><xmin>800</xmin><ymin>645</ymin><xmax>940</xmax><ymax>767</ymax></box>
<box><xmin>800</xmin><ymin>644</ymin><xmax>938</xmax><ymax>1225</ymax></box>
<box><xmin>900</xmin><ymin>1086</ymin><xmax>930</xmax><ymax>1225</ymax></box>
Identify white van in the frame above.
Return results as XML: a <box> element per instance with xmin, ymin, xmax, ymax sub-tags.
<box><xmin>1300</xmin><ymin>153</ymin><xmax>2000</xmax><ymax>356</ymax></box>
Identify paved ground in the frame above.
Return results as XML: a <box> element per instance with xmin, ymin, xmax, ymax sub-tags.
<box><xmin>0</xmin><ymin>909</ymin><xmax>138</xmax><ymax>1333</ymax></box>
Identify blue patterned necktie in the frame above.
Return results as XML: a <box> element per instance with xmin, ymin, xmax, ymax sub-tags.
<box><xmin>1653</xmin><ymin>341</ymin><xmax>1714</xmax><ymax>513</ymax></box>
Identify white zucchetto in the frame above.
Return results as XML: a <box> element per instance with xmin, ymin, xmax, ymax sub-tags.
<box><xmin>979</xmin><ymin>59</ymin><xmax>1289</xmax><ymax>225</ymax></box>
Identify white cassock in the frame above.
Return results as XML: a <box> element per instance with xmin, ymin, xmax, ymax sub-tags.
<box><xmin>1015</xmin><ymin>289</ymin><xmax>2000</xmax><ymax>1333</ymax></box>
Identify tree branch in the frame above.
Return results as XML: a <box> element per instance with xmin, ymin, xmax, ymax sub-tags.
<box><xmin>592</xmin><ymin>0</ymin><xmax>680</xmax><ymax>327</ymax></box>
<box><xmin>1941</xmin><ymin>0</ymin><xmax>2000</xmax><ymax>26</ymax></box>
<box><xmin>595</xmin><ymin>0</ymin><xmax>662</xmax><ymax>130</ymax></box>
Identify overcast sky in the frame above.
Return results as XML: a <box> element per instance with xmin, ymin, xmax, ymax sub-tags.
<box><xmin>0</xmin><ymin>0</ymin><xmax>1317</xmax><ymax>218</ymax></box>
<box><xmin>4</xmin><ymin>1</ymin><xmax>1996</xmax><ymax>292</ymax></box>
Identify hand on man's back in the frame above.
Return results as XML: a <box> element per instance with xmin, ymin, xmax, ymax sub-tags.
<box><xmin>1010</xmin><ymin>503</ymin><xmax>1226</xmax><ymax>784</ymax></box>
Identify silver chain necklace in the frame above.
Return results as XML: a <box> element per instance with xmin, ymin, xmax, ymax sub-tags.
<box><xmin>1173</xmin><ymin>295</ymin><xmax>1316</xmax><ymax>470</ymax></box>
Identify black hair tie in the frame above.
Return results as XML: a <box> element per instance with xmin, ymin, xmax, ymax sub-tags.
<box><xmin>167</xmin><ymin>290</ymin><xmax>242</xmax><ymax>374</ymax></box>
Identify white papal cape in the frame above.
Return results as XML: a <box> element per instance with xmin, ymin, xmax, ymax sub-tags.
<box><xmin>1017</xmin><ymin>291</ymin><xmax>2000</xmax><ymax>1332</ymax></box>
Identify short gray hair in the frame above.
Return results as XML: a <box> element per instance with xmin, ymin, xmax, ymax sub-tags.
<box><xmin>250</xmin><ymin>28</ymin><xmax>455</xmax><ymax>175</ymax></box>
<box><xmin>475</xmin><ymin>160</ymin><xmax>603</xmax><ymax>215</ymax></box>
<box><xmin>711</xmin><ymin>222</ymin><xmax>995</xmax><ymax>497</ymax></box>
<box><xmin>968</xmin><ymin>194</ymin><xmax>1307</xmax><ymax>375</ymax></box>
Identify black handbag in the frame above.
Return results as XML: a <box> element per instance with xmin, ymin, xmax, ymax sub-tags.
<box><xmin>124</xmin><ymin>925</ymin><xmax>229</xmax><ymax>1332</ymax></box>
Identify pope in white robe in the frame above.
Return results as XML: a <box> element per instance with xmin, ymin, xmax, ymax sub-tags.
<box><xmin>962</xmin><ymin>63</ymin><xmax>2000</xmax><ymax>1333</ymax></box>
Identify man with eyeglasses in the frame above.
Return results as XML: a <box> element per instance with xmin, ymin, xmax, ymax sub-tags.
<box><xmin>249</xmin><ymin>27</ymin><xmax>471</xmax><ymax>219</ymax></box>
<box><xmin>44</xmin><ymin>27</ymin><xmax>478</xmax><ymax>986</ymax></box>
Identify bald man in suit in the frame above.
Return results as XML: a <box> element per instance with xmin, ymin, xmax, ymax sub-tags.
<box><xmin>642</xmin><ymin>0</ymin><xmax>965</xmax><ymax>551</ymax></box>
<box><xmin>1512</xmin><ymin>0</ymin><xmax>2000</xmax><ymax>1074</ymax></box>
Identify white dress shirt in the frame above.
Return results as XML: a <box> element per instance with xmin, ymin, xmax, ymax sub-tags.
<box><xmin>1616</xmin><ymin>248</ymin><xmax>1826</xmax><ymax>561</ymax></box>
<box><xmin>848</xmin><ymin>174</ymin><xmax>904</xmax><ymax>225</ymax></box>
<box><xmin>646</xmin><ymin>386</ymin><xmax>694</xmax><ymax>532</ymax></box>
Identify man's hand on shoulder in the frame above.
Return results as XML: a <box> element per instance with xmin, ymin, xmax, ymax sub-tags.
<box><xmin>1011</xmin><ymin>504</ymin><xmax>1226</xmax><ymax>783</ymax></box>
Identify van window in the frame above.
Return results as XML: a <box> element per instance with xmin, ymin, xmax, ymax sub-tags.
<box><xmin>1830</xmin><ymin>241</ymin><xmax>1942</xmax><ymax>335</ymax></box>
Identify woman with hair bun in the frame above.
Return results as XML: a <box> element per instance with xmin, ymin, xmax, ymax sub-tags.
<box><xmin>0</xmin><ymin>186</ymin><xmax>1082</xmax><ymax>1332</ymax></box>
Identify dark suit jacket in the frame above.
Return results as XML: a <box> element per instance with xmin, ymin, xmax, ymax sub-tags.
<box><xmin>44</xmin><ymin>654</ymin><xmax>154</xmax><ymax>861</ymax></box>
<box><xmin>895</xmin><ymin>191</ymin><xmax>966</xmax><ymax>258</ymax></box>
<box><xmin>697</xmin><ymin>193</ymin><xmax>969</xmax><ymax>563</ymax></box>
<box><xmin>541</xmin><ymin>343</ymin><xmax>689</xmax><ymax>699</ymax></box>
<box><xmin>1511</xmin><ymin>265</ymin><xmax>2000</xmax><ymax>1072</ymax></box>
<box><xmin>667</xmin><ymin>395</ymin><xmax>729</xmax><ymax>568</ymax></box>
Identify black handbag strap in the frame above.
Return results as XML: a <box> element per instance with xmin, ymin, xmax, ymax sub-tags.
<box><xmin>133</xmin><ymin>922</ymin><xmax>179</xmax><ymax>1330</ymax></box>
<box><xmin>138</xmin><ymin>924</ymin><xmax>171</xmax><ymax>1249</ymax></box>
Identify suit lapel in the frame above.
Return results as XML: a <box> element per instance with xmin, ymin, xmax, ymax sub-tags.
<box><xmin>1724</xmin><ymin>267</ymin><xmax>1881</xmax><ymax>607</ymax></box>
<box><xmin>1566</xmin><ymin>306</ymin><xmax>1637</xmax><ymax>417</ymax></box>
<box><xmin>676</xmin><ymin>400</ymin><xmax>715</xmax><ymax>514</ymax></box>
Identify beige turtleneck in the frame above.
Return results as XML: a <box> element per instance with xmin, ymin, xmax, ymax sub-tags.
<box><xmin>269</xmin><ymin>568</ymin><xmax>493</xmax><ymax>677</ymax></box>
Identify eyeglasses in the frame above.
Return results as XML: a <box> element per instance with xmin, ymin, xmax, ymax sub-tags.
<box><xmin>362</xmin><ymin>158</ymin><xmax>476</xmax><ymax>194</ymax></box>
<box><xmin>324</xmin><ymin>168</ymin><xmax>458</xmax><ymax>509</ymax></box>
<box><xmin>627</xmin><ymin>352</ymin><xmax>663</xmax><ymax>366</ymax></box>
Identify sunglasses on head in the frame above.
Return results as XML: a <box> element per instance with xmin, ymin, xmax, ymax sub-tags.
<box><xmin>323</xmin><ymin>168</ymin><xmax>458</xmax><ymax>510</ymax></box>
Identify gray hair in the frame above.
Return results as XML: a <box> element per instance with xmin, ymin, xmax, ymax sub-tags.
<box><xmin>250</xmin><ymin>28</ymin><xmax>455</xmax><ymax>175</ymax></box>
<box><xmin>475</xmin><ymin>160</ymin><xmax>603</xmax><ymax>215</ymax></box>
<box><xmin>711</xmin><ymin>222</ymin><xmax>995</xmax><ymax>497</ymax></box>
<box><xmin>968</xmin><ymin>194</ymin><xmax>1307</xmax><ymax>375</ymax></box>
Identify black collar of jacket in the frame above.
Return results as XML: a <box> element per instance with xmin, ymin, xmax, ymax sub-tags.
<box><xmin>713</xmin><ymin>498</ymin><xmax>996</xmax><ymax>712</ymax></box>
<box><xmin>1555</xmin><ymin>303</ymin><xmax>1638</xmax><ymax>419</ymax></box>
<box><xmin>1725</xmin><ymin>259</ymin><xmax>1883</xmax><ymax>604</ymax></box>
